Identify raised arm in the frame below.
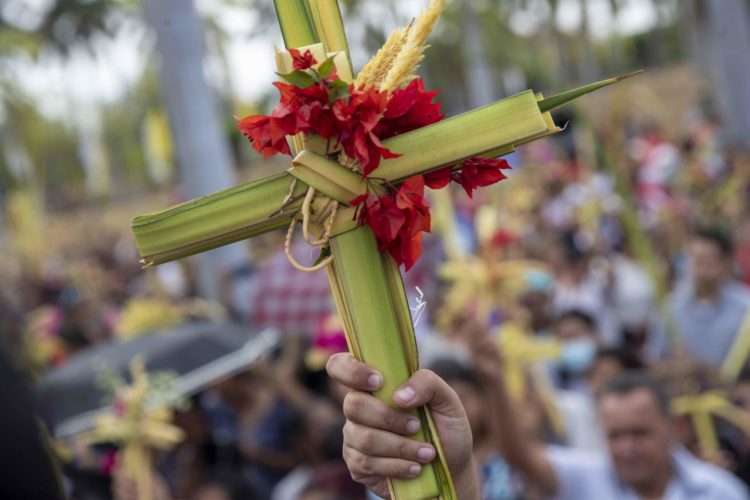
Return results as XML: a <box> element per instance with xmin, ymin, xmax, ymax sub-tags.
<box><xmin>468</xmin><ymin>328</ymin><xmax>560</xmax><ymax>496</ymax></box>
<box><xmin>326</xmin><ymin>353</ymin><xmax>481</xmax><ymax>499</ymax></box>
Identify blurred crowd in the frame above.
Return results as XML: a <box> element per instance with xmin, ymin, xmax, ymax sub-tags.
<box><xmin>3</xmin><ymin>102</ymin><xmax>750</xmax><ymax>499</ymax></box>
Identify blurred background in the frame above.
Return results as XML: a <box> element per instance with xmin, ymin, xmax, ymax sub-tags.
<box><xmin>2</xmin><ymin>0</ymin><xmax>750</xmax><ymax>499</ymax></box>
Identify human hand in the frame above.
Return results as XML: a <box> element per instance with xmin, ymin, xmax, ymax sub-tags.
<box><xmin>112</xmin><ymin>465</ymin><xmax>171</xmax><ymax>500</ymax></box>
<box><xmin>273</xmin><ymin>334</ymin><xmax>304</xmax><ymax>384</ymax></box>
<box><xmin>454</xmin><ymin>315</ymin><xmax>504</xmax><ymax>383</ymax></box>
<box><xmin>326</xmin><ymin>353</ymin><xmax>479</xmax><ymax>499</ymax></box>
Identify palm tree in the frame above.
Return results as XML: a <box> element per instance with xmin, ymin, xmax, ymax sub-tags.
<box><xmin>459</xmin><ymin>1</ymin><xmax>498</xmax><ymax>108</ymax></box>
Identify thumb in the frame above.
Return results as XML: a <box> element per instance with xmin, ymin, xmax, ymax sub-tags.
<box><xmin>392</xmin><ymin>369</ymin><xmax>466</xmax><ymax>421</ymax></box>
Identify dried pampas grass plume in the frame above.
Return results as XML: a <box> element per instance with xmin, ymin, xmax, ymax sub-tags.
<box><xmin>354</xmin><ymin>22</ymin><xmax>412</xmax><ymax>90</ymax></box>
<box><xmin>380</xmin><ymin>0</ymin><xmax>446</xmax><ymax>92</ymax></box>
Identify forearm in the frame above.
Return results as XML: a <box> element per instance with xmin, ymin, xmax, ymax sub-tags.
<box><xmin>452</xmin><ymin>457</ymin><xmax>481</xmax><ymax>500</ymax></box>
<box><xmin>275</xmin><ymin>381</ymin><xmax>314</xmax><ymax>411</ymax></box>
<box><xmin>487</xmin><ymin>370</ymin><xmax>529</xmax><ymax>465</ymax></box>
<box><xmin>483</xmin><ymin>369</ymin><xmax>557</xmax><ymax>495</ymax></box>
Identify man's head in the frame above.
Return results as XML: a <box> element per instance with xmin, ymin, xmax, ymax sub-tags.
<box><xmin>554</xmin><ymin>309</ymin><xmax>597</xmax><ymax>342</ymax></box>
<box><xmin>597</xmin><ymin>372</ymin><xmax>672</xmax><ymax>489</ymax></box>
<box><xmin>555</xmin><ymin>310</ymin><xmax>599</xmax><ymax>375</ymax></box>
<box><xmin>689</xmin><ymin>226</ymin><xmax>733</xmax><ymax>295</ymax></box>
<box><xmin>587</xmin><ymin>348</ymin><xmax>644</xmax><ymax>395</ymax></box>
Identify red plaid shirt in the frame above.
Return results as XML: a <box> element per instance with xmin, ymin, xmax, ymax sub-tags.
<box><xmin>247</xmin><ymin>236</ymin><xmax>441</xmax><ymax>335</ymax></box>
<box><xmin>247</xmin><ymin>243</ymin><xmax>333</xmax><ymax>335</ymax></box>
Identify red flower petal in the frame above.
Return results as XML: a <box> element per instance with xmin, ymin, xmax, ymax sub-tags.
<box><xmin>289</xmin><ymin>48</ymin><xmax>317</xmax><ymax>70</ymax></box>
<box><xmin>424</xmin><ymin>167</ymin><xmax>453</xmax><ymax>189</ymax></box>
<box><xmin>389</xmin><ymin>231</ymin><xmax>423</xmax><ymax>271</ymax></box>
<box><xmin>273</xmin><ymin>81</ymin><xmax>299</xmax><ymax>104</ymax></box>
<box><xmin>352</xmin><ymin>177</ymin><xmax>431</xmax><ymax>270</ymax></box>
<box><xmin>454</xmin><ymin>157</ymin><xmax>511</xmax><ymax>197</ymax></box>
<box><xmin>299</xmin><ymin>102</ymin><xmax>337</xmax><ymax>139</ymax></box>
<box><xmin>366</xmin><ymin>196</ymin><xmax>406</xmax><ymax>244</ymax></box>
<box><xmin>377</xmin><ymin>79</ymin><xmax>443</xmax><ymax>139</ymax></box>
<box><xmin>237</xmin><ymin>114</ymin><xmax>291</xmax><ymax>159</ymax></box>
<box><xmin>333</xmin><ymin>87</ymin><xmax>401</xmax><ymax>175</ymax></box>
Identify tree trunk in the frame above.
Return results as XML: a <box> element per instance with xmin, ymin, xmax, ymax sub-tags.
<box><xmin>578</xmin><ymin>0</ymin><xmax>598</xmax><ymax>82</ymax></box>
<box><xmin>143</xmin><ymin>0</ymin><xmax>246</xmax><ymax>300</ymax></box>
<box><xmin>704</xmin><ymin>0</ymin><xmax>750</xmax><ymax>148</ymax></box>
<box><xmin>550</xmin><ymin>0</ymin><xmax>573</xmax><ymax>86</ymax></box>
<box><xmin>460</xmin><ymin>2</ymin><xmax>497</xmax><ymax>107</ymax></box>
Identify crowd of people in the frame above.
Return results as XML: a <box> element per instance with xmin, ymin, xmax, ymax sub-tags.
<box><xmin>2</xmin><ymin>103</ymin><xmax>750</xmax><ymax>499</ymax></box>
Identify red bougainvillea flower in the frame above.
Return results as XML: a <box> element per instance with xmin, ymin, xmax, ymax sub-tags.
<box><xmin>352</xmin><ymin>192</ymin><xmax>405</xmax><ymax>243</ymax></box>
<box><xmin>238</xmin><ymin>80</ymin><xmax>334</xmax><ymax>158</ymax></box>
<box><xmin>396</xmin><ymin>176</ymin><xmax>431</xmax><ymax>234</ymax></box>
<box><xmin>453</xmin><ymin>157</ymin><xmax>512</xmax><ymax>198</ymax></box>
<box><xmin>351</xmin><ymin>176</ymin><xmax>431</xmax><ymax>270</ymax></box>
<box><xmin>376</xmin><ymin>79</ymin><xmax>443</xmax><ymax>139</ymax></box>
<box><xmin>289</xmin><ymin>48</ymin><xmax>317</xmax><ymax>70</ymax></box>
<box><xmin>238</xmin><ymin>65</ymin><xmax>516</xmax><ymax>272</ymax></box>
<box><xmin>300</xmin><ymin>100</ymin><xmax>338</xmax><ymax>139</ymax></box>
<box><xmin>423</xmin><ymin>166</ymin><xmax>453</xmax><ymax>189</ymax></box>
<box><xmin>333</xmin><ymin>87</ymin><xmax>401</xmax><ymax>176</ymax></box>
<box><xmin>237</xmin><ymin>114</ymin><xmax>292</xmax><ymax>158</ymax></box>
<box><xmin>351</xmin><ymin>157</ymin><xmax>511</xmax><ymax>268</ymax></box>
<box><xmin>391</xmin><ymin>176</ymin><xmax>431</xmax><ymax>269</ymax></box>
<box><xmin>284</xmin><ymin>81</ymin><xmax>338</xmax><ymax>139</ymax></box>
<box><xmin>238</xmin><ymin>77</ymin><xmax>443</xmax><ymax>174</ymax></box>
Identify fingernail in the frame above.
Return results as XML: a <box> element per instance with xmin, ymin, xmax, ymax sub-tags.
<box><xmin>405</xmin><ymin>418</ymin><xmax>420</xmax><ymax>434</ymax></box>
<box><xmin>368</xmin><ymin>374</ymin><xmax>382</xmax><ymax>389</ymax></box>
<box><xmin>409</xmin><ymin>464</ymin><xmax>421</xmax><ymax>476</ymax></box>
<box><xmin>417</xmin><ymin>446</ymin><xmax>435</xmax><ymax>461</ymax></box>
<box><xmin>394</xmin><ymin>386</ymin><xmax>415</xmax><ymax>403</ymax></box>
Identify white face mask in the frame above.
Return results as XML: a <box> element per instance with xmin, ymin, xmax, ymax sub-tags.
<box><xmin>560</xmin><ymin>338</ymin><xmax>597</xmax><ymax>373</ymax></box>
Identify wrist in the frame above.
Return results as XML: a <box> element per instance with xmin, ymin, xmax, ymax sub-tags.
<box><xmin>452</xmin><ymin>456</ymin><xmax>481</xmax><ymax>500</ymax></box>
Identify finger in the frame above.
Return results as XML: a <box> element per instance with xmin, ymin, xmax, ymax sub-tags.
<box><xmin>343</xmin><ymin>446</ymin><xmax>423</xmax><ymax>481</ymax></box>
<box><xmin>343</xmin><ymin>421</ymin><xmax>436</xmax><ymax>464</ymax></box>
<box><xmin>343</xmin><ymin>391</ymin><xmax>421</xmax><ymax>436</ymax></box>
<box><xmin>392</xmin><ymin>369</ymin><xmax>467</xmax><ymax>420</ymax></box>
<box><xmin>326</xmin><ymin>353</ymin><xmax>382</xmax><ymax>392</ymax></box>
<box><xmin>112</xmin><ymin>473</ymin><xmax>137</xmax><ymax>500</ymax></box>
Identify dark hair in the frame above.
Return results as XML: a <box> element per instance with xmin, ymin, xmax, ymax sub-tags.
<box><xmin>595</xmin><ymin>348</ymin><xmax>645</xmax><ymax>371</ymax></box>
<box><xmin>200</xmin><ymin>468</ymin><xmax>260</xmax><ymax>500</ymax></box>
<box><xmin>560</xmin><ymin>230</ymin><xmax>590</xmax><ymax>262</ymax></box>
<box><xmin>599</xmin><ymin>371</ymin><xmax>670</xmax><ymax>416</ymax></box>
<box><xmin>428</xmin><ymin>358</ymin><xmax>480</xmax><ymax>389</ymax></box>
<box><xmin>693</xmin><ymin>225</ymin><xmax>734</xmax><ymax>257</ymax></box>
<box><xmin>555</xmin><ymin>309</ymin><xmax>597</xmax><ymax>331</ymax></box>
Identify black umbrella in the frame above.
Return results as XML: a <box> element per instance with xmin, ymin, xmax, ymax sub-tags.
<box><xmin>37</xmin><ymin>321</ymin><xmax>279</xmax><ymax>438</ymax></box>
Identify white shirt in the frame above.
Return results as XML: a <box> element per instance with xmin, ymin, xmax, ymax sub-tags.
<box><xmin>546</xmin><ymin>446</ymin><xmax>748</xmax><ymax>500</ymax></box>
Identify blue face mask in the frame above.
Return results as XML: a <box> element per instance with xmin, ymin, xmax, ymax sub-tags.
<box><xmin>560</xmin><ymin>339</ymin><xmax>597</xmax><ymax>373</ymax></box>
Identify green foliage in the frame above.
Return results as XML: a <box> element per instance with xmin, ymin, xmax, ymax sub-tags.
<box><xmin>318</xmin><ymin>55</ymin><xmax>337</xmax><ymax>78</ymax></box>
<box><xmin>278</xmin><ymin>69</ymin><xmax>317</xmax><ymax>88</ymax></box>
<box><xmin>1</xmin><ymin>87</ymin><xmax>83</xmax><ymax>192</ymax></box>
<box><xmin>17</xmin><ymin>0</ymin><xmax>118</xmax><ymax>55</ymax></box>
<box><xmin>0</xmin><ymin>28</ymin><xmax>42</xmax><ymax>58</ymax></box>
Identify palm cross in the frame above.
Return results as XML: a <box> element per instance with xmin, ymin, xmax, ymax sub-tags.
<box><xmin>131</xmin><ymin>0</ymin><xmax>630</xmax><ymax>497</ymax></box>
